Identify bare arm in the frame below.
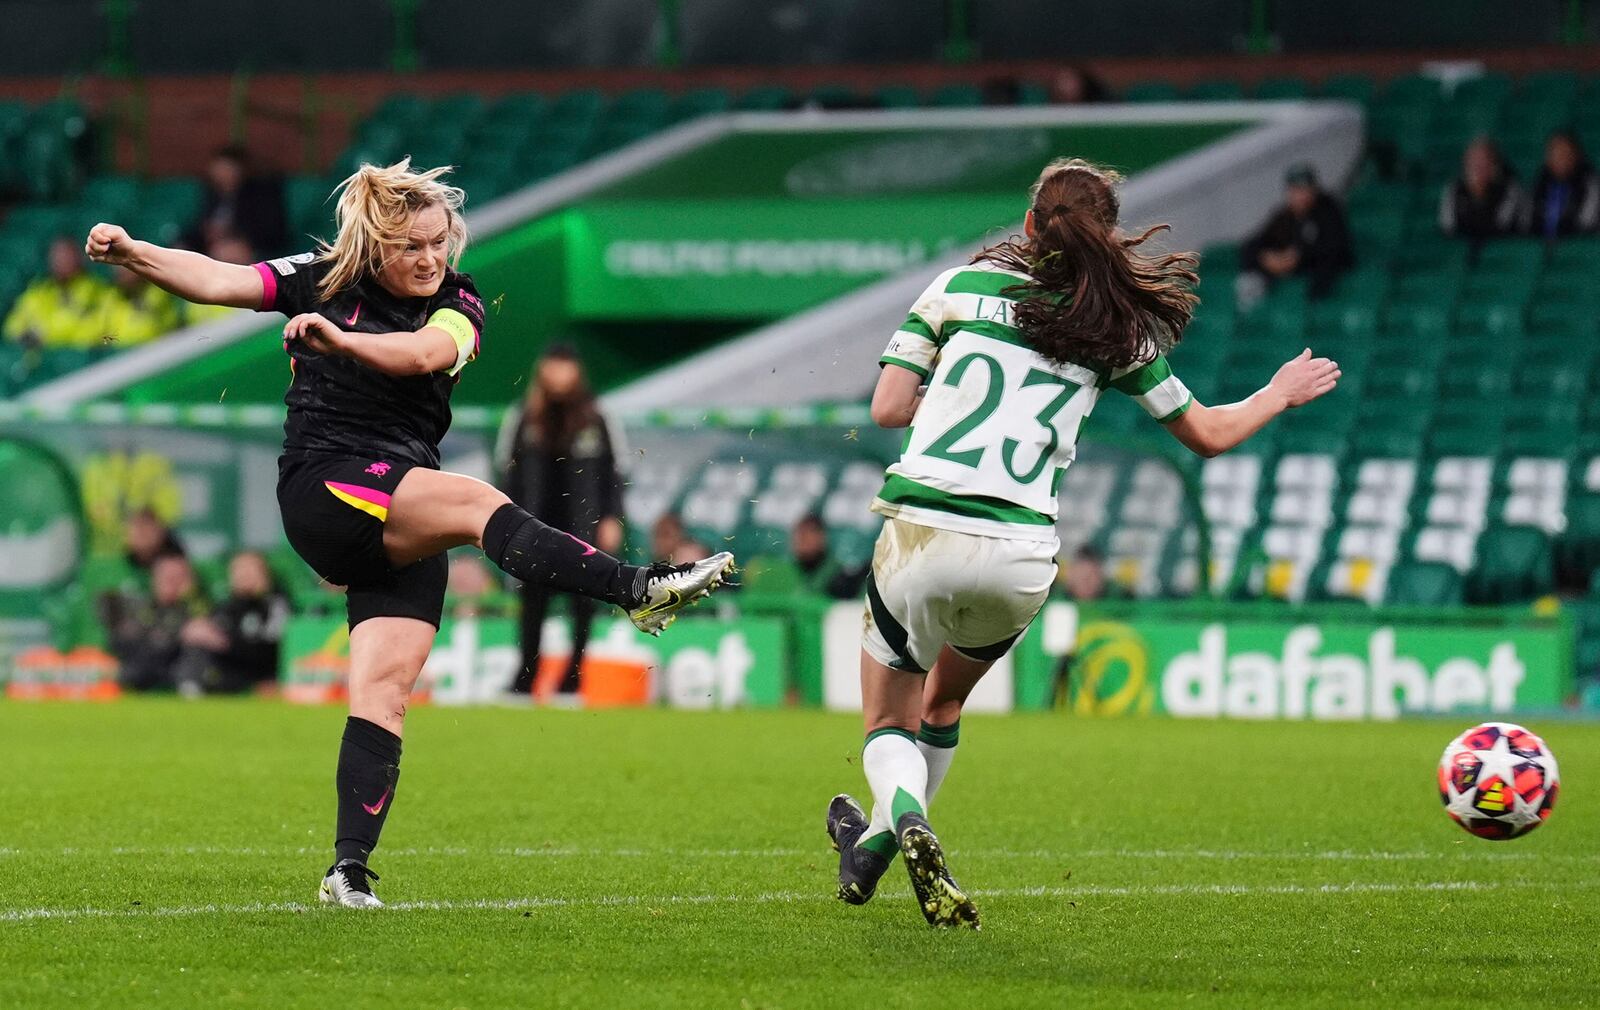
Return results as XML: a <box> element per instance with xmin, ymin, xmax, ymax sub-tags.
<box><xmin>284</xmin><ymin>312</ymin><xmax>459</xmax><ymax>377</ymax></box>
<box><xmin>1165</xmin><ymin>348</ymin><xmax>1340</xmax><ymax>458</ymax></box>
<box><xmin>871</xmin><ymin>363</ymin><xmax>926</xmax><ymax>428</ymax></box>
<box><xmin>85</xmin><ymin>223</ymin><xmax>263</xmax><ymax>309</ymax></box>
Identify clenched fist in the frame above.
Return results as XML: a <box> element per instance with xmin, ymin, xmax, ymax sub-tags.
<box><xmin>85</xmin><ymin>223</ymin><xmax>138</xmax><ymax>266</ymax></box>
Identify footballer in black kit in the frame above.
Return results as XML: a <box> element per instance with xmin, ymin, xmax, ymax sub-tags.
<box><xmin>86</xmin><ymin>160</ymin><xmax>734</xmax><ymax>908</ymax></box>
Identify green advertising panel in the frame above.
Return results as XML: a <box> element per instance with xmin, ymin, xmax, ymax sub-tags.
<box><xmin>281</xmin><ymin>614</ymin><xmax>790</xmax><ymax>709</ymax></box>
<box><xmin>1013</xmin><ymin>602</ymin><xmax>1573</xmax><ymax>719</ymax></box>
<box><xmin>566</xmin><ymin>121</ymin><xmax>1248</xmax><ymax>319</ymax></box>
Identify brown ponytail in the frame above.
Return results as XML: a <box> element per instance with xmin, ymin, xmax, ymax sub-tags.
<box><xmin>977</xmin><ymin>158</ymin><xmax>1198</xmax><ymax>370</ymax></box>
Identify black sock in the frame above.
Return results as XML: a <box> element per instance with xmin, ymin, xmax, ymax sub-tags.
<box><xmin>482</xmin><ymin>503</ymin><xmax>644</xmax><ymax>607</ymax></box>
<box><xmin>334</xmin><ymin>716</ymin><xmax>402</xmax><ymax>865</ymax></box>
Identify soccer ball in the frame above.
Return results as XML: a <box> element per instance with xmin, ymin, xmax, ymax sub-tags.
<box><xmin>1437</xmin><ymin>722</ymin><xmax>1559</xmax><ymax>840</ymax></box>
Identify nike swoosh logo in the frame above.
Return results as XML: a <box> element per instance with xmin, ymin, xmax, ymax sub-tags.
<box><xmin>362</xmin><ymin>788</ymin><xmax>390</xmax><ymax>816</ymax></box>
<box><xmin>561</xmin><ymin>530</ymin><xmax>598</xmax><ymax>557</ymax></box>
<box><xmin>344</xmin><ymin>302</ymin><xmax>361</xmax><ymax>327</ymax></box>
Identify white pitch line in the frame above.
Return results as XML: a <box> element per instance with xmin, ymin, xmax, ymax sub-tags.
<box><xmin>9</xmin><ymin>878</ymin><xmax>1594</xmax><ymax>925</ymax></box>
<box><xmin>0</xmin><ymin>844</ymin><xmax>1595</xmax><ymax>864</ymax></box>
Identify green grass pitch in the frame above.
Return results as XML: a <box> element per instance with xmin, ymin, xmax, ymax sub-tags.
<box><xmin>2</xmin><ymin>700</ymin><xmax>1597</xmax><ymax>1009</ymax></box>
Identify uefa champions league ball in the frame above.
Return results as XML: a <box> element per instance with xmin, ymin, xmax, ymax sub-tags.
<box><xmin>1438</xmin><ymin>722</ymin><xmax>1559</xmax><ymax>840</ymax></box>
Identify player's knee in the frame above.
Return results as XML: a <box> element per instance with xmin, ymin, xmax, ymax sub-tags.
<box><xmin>923</xmin><ymin>699</ymin><xmax>962</xmax><ymax>727</ymax></box>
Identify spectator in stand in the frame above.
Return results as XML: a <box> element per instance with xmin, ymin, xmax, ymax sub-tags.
<box><xmin>184</xmin><ymin>145</ymin><xmax>288</xmax><ymax>258</ymax></box>
<box><xmin>1439</xmin><ymin>137</ymin><xmax>1528</xmax><ymax>246</ymax></box>
<box><xmin>1527</xmin><ymin>129</ymin><xmax>1600</xmax><ymax>239</ymax></box>
<box><xmin>1061</xmin><ymin>545</ymin><xmax>1108</xmax><ymax>602</ymax></box>
<box><xmin>104</xmin><ymin>552</ymin><xmax>210</xmax><ymax>692</ymax></box>
<box><xmin>125</xmin><ymin>508</ymin><xmax>187</xmax><ymax>573</ymax></box>
<box><xmin>497</xmin><ymin>344</ymin><xmax>625</xmax><ymax>698</ymax></box>
<box><xmin>652</xmin><ymin>512</ymin><xmax>686</xmax><ymax>560</ymax></box>
<box><xmin>651</xmin><ymin>512</ymin><xmax>709</xmax><ymax>566</ymax></box>
<box><xmin>445</xmin><ymin>552</ymin><xmax>505</xmax><ymax>619</ymax></box>
<box><xmin>2</xmin><ymin>235</ymin><xmax>112</xmax><ymax>349</ymax></box>
<box><xmin>98</xmin><ymin>266</ymin><xmax>182</xmax><ymax>349</ymax></box>
<box><xmin>749</xmin><ymin>514</ymin><xmax>865</xmax><ymax>599</ymax></box>
<box><xmin>174</xmin><ymin>550</ymin><xmax>291</xmax><ymax>695</ymax></box>
<box><xmin>1052</xmin><ymin>65</ymin><xmax>1110</xmax><ymax>104</ymax></box>
<box><xmin>1236</xmin><ymin>164</ymin><xmax>1354</xmax><ymax>307</ymax></box>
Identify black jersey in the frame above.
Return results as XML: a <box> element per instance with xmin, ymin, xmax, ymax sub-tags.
<box><xmin>253</xmin><ymin>252</ymin><xmax>487</xmax><ymax>468</ymax></box>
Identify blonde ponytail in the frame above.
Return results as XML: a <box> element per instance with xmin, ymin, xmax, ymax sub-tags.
<box><xmin>317</xmin><ymin>158</ymin><xmax>468</xmax><ymax>300</ymax></box>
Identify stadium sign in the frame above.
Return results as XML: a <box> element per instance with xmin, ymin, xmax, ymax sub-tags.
<box><xmin>1019</xmin><ymin>603</ymin><xmax>1570</xmax><ymax>720</ymax></box>
<box><xmin>564</xmin><ymin>119</ymin><xmax>1247</xmax><ymax>319</ymax></box>
<box><xmin>280</xmin><ymin>615</ymin><xmax>788</xmax><ymax>708</ymax></box>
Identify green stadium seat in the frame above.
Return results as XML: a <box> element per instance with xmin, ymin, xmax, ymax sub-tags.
<box><xmin>872</xmin><ymin>84</ymin><xmax>920</xmax><ymax>109</ymax></box>
<box><xmin>1179</xmin><ymin>313</ymin><xmax>1234</xmax><ymax>355</ymax></box>
<box><xmin>1253</xmin><ymin>78</ymin><xmax>1309</xmax><ymax>101</ymax></box>
<box><xmin>1350</xmin><ymin>206</ymin><xmax>1405</xmax><ymax>249</ymax></box>
<box><xmin>1516</xmin><ymin>362</ymin><xmax>1589</xmax><ymax>400</ymax></box>
<box><xmin>1320</xmin><ymin>73</ymin><xmax>1376</xmax><ymax>105</ymax></box>
<box><xmin>1386</xmin><ymin>269</ymin><xmax>1458</xmax><ymax>303</ymax></box>
<box><xmin>809</xmin><ymin>84</ymin><xmax>860</xmax><ymax>109</ymax></box>
<box><xmin>609</xmin><ymin>88</ymin><xmax>670</xmax><ymax>124</ymax></box>
<box><xmin>735</xmin><ymin>86</ymin><xmax>792</xmax><ymax>111</ymax></box>
<box><xmin>1473</xmin><ymin>237</ymin><xmax>1546</xmax><ymax>272</ymax></box>
<box><xmin>1520</xmin><ymin>71</ymin><xmax>1580</xmax><ymax>104</ymax></box>
<box><xmin>521</xmin><ymin>148</ymin><xmax>581</xmax><ymax>182</ymax></box>
<box><xmin>1122</xmin><ymin>80</ymin><xmax>1179</xmax><ymax>103</ymax></box>
<box><xmin>1016</xmin><ymin>81</ymin><xmax>1051</xmax><ymax>105</ymax></box>
<box><xmin>1449</xmin><ymin>74</ymin><xmax>1513</xmax><ymax>111</ymax></box>
<box><xmin>1307</xmin><ymin>297</ymin><xmax>1380</xmax><ymax>342</ymax></box>
<box><xmin>1382</xmin><ymin>300</ymin><xmax>1453</xmax><ymax>342</ymax></box>
<box><xmin>141</xmin><ymin>178</ymin><xmax>203</xmax><ymax>225</ymax></box>
<box><xmin>1368</xmin><ymin>105</ymin><xmax>1433</xmax><ymax>171</ymax></box>
<box><xmin>1385</xmin><ymin>561</ymin><xmax>1463</xmax><ymax>605</ymax></box>
<box><xmin>666</xmin><ymin>87</ymin><xmax>730</xmax><ymax>123</ymax></box>
<box><xmin>1453</xmin><ymin>299</ymin><xmax>1526</xmax><ymax>341</ymax></box>
<box><xmin>1428</xmin><ymin>418</ymin><xmax>1502</xmax><ymax>458</ymax></box>
<box><xmin>1347</xmin><ymin>179</ymin><xmax>1414</xmax><ymax>214</ymax></box>
<box><xmin>368</xmin><ymin>93</ymin><xmax>427</xmax><ymax>131</ymax></box>
<box><xmin>484</xmin><ymin>92</ymin><xmax>547</xmax><ymax>127</ymax></box>
<box><xmin>1363</xmin><ymin>363</ymin><xmax>1437</xmax><ymax>404</ymax></box>
<box><xmin>1465</xmin><ymin>523</ymin><xmax>1552</xmax><ymax>603</ymax></box>
<box><xmin>78</xmin><ymin>175</ymin><xmax>140</xmax><ymax>217</ymax></box>
<box><xmin>1351</xmin><ymin>426</ymin><xmax>1426</xmax><ymax>460</ymax></box>
<box><xmin>429</xmin><ymin>93</ymin><xmax>486</xmax><ymax>129</ymax></box>
<box><xmin>1188</xmin><ymin>79</ymin><xmax>1244</xmax><ymax>102</ymax></box>
<box><xmin>17</xmin><ymin>129</ymin><xmax>77</xmax><ymax>201</ymax></box>
<box><xmin>1</xmin><ymin>203</ymin><xmax>73</xmax><ymax>243</ymax></box>
<box><xmin>929</xmin><ymin>84</ymin><xmax>982</xmax><ymax>108</ymax></box>
<box><xmin>1501</xmin><ymin>96</ymin><xmax>1575</xmax><ymax>140</ymax></box>
<box><xmin>535</xmin><ymin>121</ymin><xmax>597</xmax><ymax>160</ymax></box>
<box><xmin>1380</xmin><ymin>74</ymin><xmax>1443</xmax><ymax>110</ymax></box>
<box><xmin>1547</xmin><ymin>237</ymin><xmax>1600</xmax><ymax>272</ymax></box>
<box><xmin>284</xmin><ymin>175</ymin><xmax>335</xmax><ymax>242</ymax></box>
<box><xmin>1430</xmin><ymin>104</ymin><xmax>1501</xmax><ymax>146</ymax></box>
<box><xmin>548</xmin><ymin>89</ymin><xmax>606</xmax><ymax>126</ymax></box>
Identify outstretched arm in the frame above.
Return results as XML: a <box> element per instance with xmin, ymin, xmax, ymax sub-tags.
<box><xmin>85</xmin><ymin>223</ymin><xmax>263</xmax><ymax>309</ymax></box>
<box><xmin>1165</xmin><ymin>348</ymin><xmax>1340</xmax><ymax>458</ymax></box>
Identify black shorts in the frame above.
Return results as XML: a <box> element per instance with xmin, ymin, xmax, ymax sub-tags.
<box><xmin>277</xmin><ymin>452</ymin><xmax>447</xmax><ymax>630</ymax></box>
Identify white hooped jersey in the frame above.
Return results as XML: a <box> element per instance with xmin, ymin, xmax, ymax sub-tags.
<box><xmin>872</xmin><ymin>261</ymin><xmax>1194</xmax><ymax>543</ymax></box>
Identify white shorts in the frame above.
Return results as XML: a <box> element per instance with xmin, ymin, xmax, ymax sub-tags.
<box><xmin>862</xmin><ymin>516</ymin><xmax>1058</xmax><ymax>673</ymax></box>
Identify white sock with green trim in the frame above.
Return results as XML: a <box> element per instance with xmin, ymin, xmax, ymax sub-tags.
<box><xmin>862</xmin><ymin>728</ymin><xmax>927</xmax><ymax>840</ymax></box>
<box><xmin>917</xmin><ymin>718</ymin><xmax>960</xmax><ymax>804</ymax></box>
